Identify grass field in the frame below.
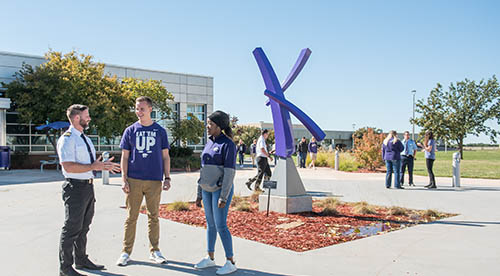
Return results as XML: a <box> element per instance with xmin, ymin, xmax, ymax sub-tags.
<box><xmin>413</xmin><ymin>150</ymin><xmax>500</xmax><ymax>179</ymax></box>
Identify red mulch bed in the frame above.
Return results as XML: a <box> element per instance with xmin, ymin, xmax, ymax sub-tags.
<box><xmin>140</xmin><ymin>200</ymin><xmax>454</xmax><ymax>252</ymax></box>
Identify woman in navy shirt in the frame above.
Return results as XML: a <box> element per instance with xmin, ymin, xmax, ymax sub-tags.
<box><xmin>194</xmin><ymin>110</ymin><xmax>237</xmax><ymax>275</ymax></box>
<box><xmin>308</xmin><ymin>137</ymin><xmax>318</xmax><ymax>169</ymax></box>
<box><xmin>382</xmin><ymin>130</ymin><xmax>404</xmax><ymax>189</ymax></box>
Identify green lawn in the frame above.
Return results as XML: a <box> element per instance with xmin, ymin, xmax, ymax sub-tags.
<box><xmin>413</xmin><ymin>150</ymin><xmax>500</xmax><ymax>179</ymax></box>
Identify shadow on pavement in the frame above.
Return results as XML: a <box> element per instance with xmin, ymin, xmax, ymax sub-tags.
<box><xmin>431</xmin><ymin>220</ymin><xmax>500</xmax><ymax>227</ymax></box>
<box><xmin>0</xmin><ymin>170</ymin><xmax>122</xmax><ymax>186</ymax></box>
<box><xmin>128</xmin><ymin>260</ymin><xmax>290</xmax><ymax>276</ymax></box>
<box><xmin>82</xmin><ymin>269</ymin><xmax>126</xmax><ymax>276</ymax></box>
<box><xmin>400</xmin><ymin>186</ymin><xmax>500</xmax><ymax>192</ymax></box>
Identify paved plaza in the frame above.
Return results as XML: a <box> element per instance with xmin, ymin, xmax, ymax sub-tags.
<box><xmin>1</xmin><ymin>165</ymin><xmax>499</xmax><ymax>276</ymax></box>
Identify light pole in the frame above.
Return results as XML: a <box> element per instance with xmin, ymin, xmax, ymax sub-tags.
<box><xmin>411</xmin><ymin>90</ymin><xmax>416</xmax><ymax>141</ymax></box>
<box><xmin>351</xmin><ymin>123</ymin><xmax>356</xmax><ymax>149</ymax></box>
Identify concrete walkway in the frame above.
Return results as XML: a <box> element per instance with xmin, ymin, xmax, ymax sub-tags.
<box><xmin>1</xmin><ymin>166</ymin><xmax>499</xmax><ymax>276</ymax></box>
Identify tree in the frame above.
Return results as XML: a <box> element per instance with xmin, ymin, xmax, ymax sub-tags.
<box><xmin>2</xmin><ymin>50</ymin><xmax>175</xmax><ymax>155</ymax></box>
<box><xmin>352</xmin><ymin>128</ymin><xmax>384</xmax><ymax>171</ymax></box>
<box><xmin>352</xmin><ymin>127</ymin><xmax>383</xmax><ymax>140</ymax></box>
<box><xmin>121</xmin><ymin>77</ymin><xmax>174</xmax><ymax>120</ymax></box>
<box><xmin>232</xmin><ymin>125</ymin><xmax>261</xmax><ymax>151</ymax></box>
<box><xmin>168</xmin><ymin>113</ymin><xmax>205</xmax><ymax>146</ymax></box>
<box><xmin>411</xmin><ymin>76</ymin><xmax>499</xmax><ymax>159</ymax></box>
<box><xmin>3</xmin><ymin>51</ymin><xmax>132</xmax><ymax>155</ymax></box>
<box><xmin>229</xmin><ymin>115</ymin><xmax>239</xmax><ymax>127</ymax></box>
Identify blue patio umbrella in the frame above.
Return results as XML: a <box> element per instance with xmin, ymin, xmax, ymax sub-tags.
<box><xmin>35</xmin><ymin>121</ymin><xmax>70</xmax><ymax>131</ymax></box>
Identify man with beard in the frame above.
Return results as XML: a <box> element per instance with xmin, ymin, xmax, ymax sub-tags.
<box><xmin>57</xmin><ymin>104</ymin><xmax>121</xmax><ymax>276</ymax></box>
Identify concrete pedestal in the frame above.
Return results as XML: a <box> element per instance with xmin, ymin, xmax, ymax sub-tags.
<box><xmin>259</xmin><ymin>194</ymin><xmax>312</xmax><ymax>214</ymax></box>
<box><xmin>258</xmin><ymin>157</ymin><xmax>312</xmax><ymax>213</ymax></box>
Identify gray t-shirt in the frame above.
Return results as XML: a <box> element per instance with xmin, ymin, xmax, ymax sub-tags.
<box><xmin>425</xmin><ymin>139</ymin><xmax>436</xmax><ymax>160</ymax></box>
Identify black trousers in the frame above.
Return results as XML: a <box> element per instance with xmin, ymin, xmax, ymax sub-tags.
<box><xmin>400</xmin><ymin>155</ymin><xmax>414</xmax><ymax>184</ymax></box>
<box><xmin>249</xmin><ymin>156</ymin><xmax>272</xmax><ymax>188</ymax></box>
<box><xmin>426</xmin><ymin>158</ymin><xmax>436</xmax><ymax>185</ymax></box>
<box><xmin>59</xmin><ymin>179</ymin><xmax>95</xmax><ymax>271</ymax></box>
<box><xmin>238</xmin><ymin>152</ymin><xmax>245</xmax><ymax>165</ymax></box>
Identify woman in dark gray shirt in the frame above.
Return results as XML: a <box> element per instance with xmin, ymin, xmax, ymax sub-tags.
<box><xmin>418</xmin><ymin>130</ymin><xmax>436</xmax><ymax>189</ymax></box>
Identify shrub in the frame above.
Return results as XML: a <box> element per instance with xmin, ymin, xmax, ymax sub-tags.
<box><xmin>167</xmin><ymin>201</ymin><xmax>190</xmax><ymax>211</ymax></box>
<box><xmin>169</xmin><ymin>146</ymin><xmax>194</xmax><ymax>158</ymax></box>
<box><xmin>170</xmin><ymin>155</ymin><xmax>201</xmax><ymax>171</ymax></box>
<box><xmin>305</xmin><ymin>151</ymin><xmax>361</xmax><ymax>171</ymax></box>
<box><xmin>389</xmin><ymin>206</ymin><xmax>408</xmax><ymax>216</ymax></box>
<box><xmin>352</xmin><ymin>128</ymin><xmax>384</xmax><ymax>171</ymax></box>
<box><xmin>353</xmin><ymin>201</ymin><xmax>377</xmax><ymax>215</ymax></box>
<box><xmin>250</xmin><ymin>190</ymin><xmax>262</xmax><ymax>203</ymax></box>
<box><xmin>321</xmin><ymin>207</ymin><xmax>339</xmax><ymax>216</ymax></box>
<box><xmin>421</xmin><ymin>209</ymin><xmax>441</xmax><ymax>218</ymax></box>
<box><xmin>317</xmin><ymin>197</ymin><xmax>341</xmax><ymax>208</ymax></box>
<box><xmin>230</xmin><ymin>195</ymin><xmax>244</xmax><ymax>207</ymax></box>
<box><xmin>306</xmin><ymin>151</ymin><xmax>334</xmax><ymax>167</ymax></box>
<box><xmin>234</xmin><ymin>201</ymin><xmax>252</xmax><ymax>212</ymax></box>
<box><xmin>317</xmin><ymin>197</ymin><xmax>341</xmax><ymax>216</ymax></box>
<box><xmin>338</xmin><ymin>152</ymin><xmax>361</xmax><ymax>172</ymax></box>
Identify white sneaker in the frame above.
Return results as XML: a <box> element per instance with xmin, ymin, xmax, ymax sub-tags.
<box><xmin>116</xmin><ymin>252</ymin><xmax>130</xmax><ymax>266</ymax></box>
<box><xmin>216</xmin><ymin>260</ymin><xmax>237</xmax><ymax>275</ymax></box>
<box><xmin>149</xmin><ymin>250</ymin><xmax>167</xmax><ymax>264</ymax></box>
<box><xmin>194</xmin><ymin>256</ymin><xmax>216</xmax><ymax>269</ymax></box>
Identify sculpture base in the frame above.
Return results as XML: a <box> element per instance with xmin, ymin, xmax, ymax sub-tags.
<box><xmin>258</xmin><ymin>194</ymin><xmax>312</xmax><ymax>214</ymax></box>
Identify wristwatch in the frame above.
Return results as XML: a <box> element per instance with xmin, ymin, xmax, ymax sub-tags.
<box><xmin>164</xmin><ymin>176</ymin><xmax>171</xmax><ymax>181</ymax></box>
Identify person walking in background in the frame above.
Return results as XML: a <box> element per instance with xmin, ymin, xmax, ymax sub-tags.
<box><xmin>194</xmin><ymin>110</ymin><xmax>237</xmax><ymax>275</ymax></box>
<box><xmin>382</xmin><ymin>130</ymin><xmax>404</xmax><ymax>189</ymax></box>
<box><xmin>245</xmin><ymin>129</ymin><xmax>273</xmax><ymax>192</ymax></box>
<box><xmin>117</xmin><ymin>96</ymin><xmax>171</xmax><ymax>266</ymax></box>
<box><xmin>236</xmin><ymin>139</ymin><xmax>246</xmax><ymax>168</ymax></box>
<box><xmin>298</xmin><ymin>137</ymin><xmax>308</xmax><ymax>168</ymax></box>
<box><xmin>308</xmin><ymin>137</ymin><xmax>318</xmax><ymax>169</ymax></box>
<box><xmin>400</xmin><ymin>131</ymin><xmax>417</xmax><ymax>187</ymax></box>
<box><xmin>418</xmin><ymin>130</ymin><xmax>437</xmax><ymax>189</ymax></box>
<box><xmin>250</xmin><ymin>139</ymin><xmax>257</xmax><ymax>168</ymax></box>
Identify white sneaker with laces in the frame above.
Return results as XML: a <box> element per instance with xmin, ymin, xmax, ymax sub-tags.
<box><xmin>116</xmin><ymin>252</ymin><xmax>130</xmax><ymax>266</ymax></box>
<box><xmin>216</xmin><ymin>260</ymin><xmax>237</xmax><ymax>275</ymax></box>
<box><xmin>194</xmin><ymin>256</ymin><xmax>216</xmax><ymax>269</ymax></box>
<box><xmin>149</xmin><ymin>250</ymin><xmax>167</xmax><ymax>264</ymax></box>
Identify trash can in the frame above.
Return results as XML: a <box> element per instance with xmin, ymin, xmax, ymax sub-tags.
<box><xmin>0</xmin><ymin>146</ymin><xmax>11</xmax><ymax>170</ymax></box>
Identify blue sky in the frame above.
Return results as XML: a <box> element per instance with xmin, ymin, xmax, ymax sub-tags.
<box><xmin>2</xmin><ymin>0</ymin><xmax>499</xmax><ymax>143</ymax></box>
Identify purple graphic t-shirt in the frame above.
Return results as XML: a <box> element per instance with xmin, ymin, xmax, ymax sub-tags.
<box><xmin>120</xmin><ymin>122</ymin><xmax>170</xmax><ymax>181</ymax></box>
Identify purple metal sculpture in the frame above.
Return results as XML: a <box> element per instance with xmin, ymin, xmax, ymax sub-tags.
<box><xmin>253</xmin><ymin>48</ymin><xmax>326</xmax><ymax>158</ymax></box>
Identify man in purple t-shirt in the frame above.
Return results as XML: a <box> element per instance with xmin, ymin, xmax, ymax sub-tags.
<box><xmin>116</xmin><ymin>96</ymin><xmax>171</xmax><ymax>266</ymax></box>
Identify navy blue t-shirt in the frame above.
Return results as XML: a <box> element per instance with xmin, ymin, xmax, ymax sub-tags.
<box><xmin>120</xmin><ymin>122</ymin><xmax>170</xmax><ymax>181</ymax></box>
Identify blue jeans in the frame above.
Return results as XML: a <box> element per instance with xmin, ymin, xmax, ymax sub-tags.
<box><xmin>299</xmin><ymin>152</ymin><xmax>307</xmax><ymax>168</ymax></box>
<box><xmin>385</xmin><ymin>160</ymin><xmax>401</xmax><ymax>188</ymax></box>
<box><xmin>202</xmin><ymin>186</ymin><xmax>234</xmax><ymax>258</ymax></box>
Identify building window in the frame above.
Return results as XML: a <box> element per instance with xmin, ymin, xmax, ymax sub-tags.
<box><xmin>154</xmin><ymin>102</ymin><xmax>180</xmax><ymax>146</ymax></box>
<box><xmin>187</xmin><ymin>104</ymin><xmax>206</xmax><ymax>150</ymax></box>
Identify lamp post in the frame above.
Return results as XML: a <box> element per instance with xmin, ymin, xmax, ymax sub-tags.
<box><xmin>411</xmin><ymin>90</ymin><xmax>416</xmax><ymax>141</ymax></box>
<box><xmin>351</xmin><ymin>123</ymin><xmax>356</xmax><ymax>149</ymax></box>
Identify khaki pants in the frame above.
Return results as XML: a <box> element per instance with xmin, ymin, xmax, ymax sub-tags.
<box><xmin>123</xmin><ymin>177</ymin><xmax>162</xmax><ymax>255</ymax></box>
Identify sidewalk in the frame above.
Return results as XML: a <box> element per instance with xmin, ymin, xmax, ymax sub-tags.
<box><xmin>1</xmin><ymin>167</ymin><xmax>499</xmax><ymax>275</ymax></box>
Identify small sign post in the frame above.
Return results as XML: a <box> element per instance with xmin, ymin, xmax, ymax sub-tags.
<box><xmin>263</xmin><ymin>180</ymin><xmax>277</xmax><ymax>216</ymax></box>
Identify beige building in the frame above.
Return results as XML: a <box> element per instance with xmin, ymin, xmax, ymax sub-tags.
<box><xmin>0</xmin><ymin>51</ymin><xmax>213</xmax><ymax>153</ymax></box>
<box><xmin>242</xmin><ymin>121</ymin><xmax>354</xmax><ymax>149</ymax></box>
